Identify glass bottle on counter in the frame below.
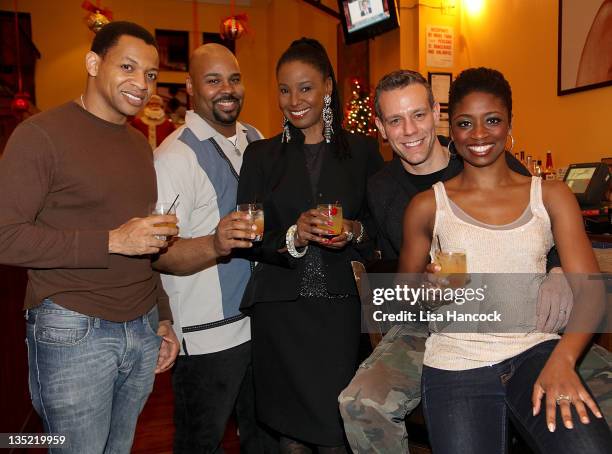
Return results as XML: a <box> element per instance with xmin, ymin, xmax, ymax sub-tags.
<box><xmin>534</xmin><ymin>160</ymin><xmax>543</xmax><ymax>177</ymax></box>
<box><xmin>519</xmin><ymin>150</ymin><xmax>526</xmax><ymax>167</ymax></box>
<box><xmin>545</xmin><ymin>151</ymin><xmax>555</xmax><ymax>179</ymax></box>
<box><xmin>526</xmin><ymin>155</ymin><xmax>533</xmax><ymax>174</ymax></box>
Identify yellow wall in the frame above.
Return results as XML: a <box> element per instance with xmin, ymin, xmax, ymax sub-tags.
<box><xmin>358</xmin><ymin>0</ymin><xmax>611</xmax><ymax>166</ymax></box>
<box><xmin>409</xmin><ymin>0</ymin><xmax>610</xmax><ymax>167</ymax></box>
<box><xmin>265</xmin><ymin>0</ymin><xmax>338</xmax><ymax>137</ymax></box>
<box><xmin>0</xmin><ymin>0</ymin><xmax>338</xmax><ymax>138</ymax></box>
<box><xmin>5</xmin><ymin>0</ymin><xmax>609</xmax><ymax>166</ymax></box>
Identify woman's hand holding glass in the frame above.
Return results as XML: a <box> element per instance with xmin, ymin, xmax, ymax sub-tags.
<box><xmin>294</xmin><ymin>210</ymin><xmax>356</xmax><ymax>250</ymax></box>
<box><xmin>326</xmin><ymin>219</ymin><xmax>357</xmax><ymax>249</ymax></box>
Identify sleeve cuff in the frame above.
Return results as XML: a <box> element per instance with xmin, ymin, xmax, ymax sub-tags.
<box><xmin>157</xmin><ymin>295</ymin><xmax>173</xmax><ymax>322</ymax></box>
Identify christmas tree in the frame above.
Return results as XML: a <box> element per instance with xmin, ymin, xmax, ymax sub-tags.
<box><xmin>344</xmin><ymin>78</ymin><xmax>376</xmax><ymax>136</ymax></box>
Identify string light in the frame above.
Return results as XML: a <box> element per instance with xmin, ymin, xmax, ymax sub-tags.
<box><xmin>344</xmin><ymin>79</ymin><xmax>376</xmax><ymax>136</ymax></box>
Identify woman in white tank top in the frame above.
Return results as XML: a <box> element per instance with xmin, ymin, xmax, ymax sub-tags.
<box><xmin>399</xmin><ymin>68</ymin><xmax>611</xmax><ymax>453</ymax></box>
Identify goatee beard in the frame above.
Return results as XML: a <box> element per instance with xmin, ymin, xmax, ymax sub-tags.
<box><xmin>213</xmin><ymin>107</ymin><xmax>241</xmax><ymax>124</ymax></box>
<box><xmin>212</xmin><ymin>96</ymin><xmax>242</xmax><ymax>124</ymax></box>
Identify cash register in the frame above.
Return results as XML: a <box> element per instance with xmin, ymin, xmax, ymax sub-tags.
<box><xmin>563</xmin><ymin>162</ymin><xmax>611</xmax><ymax>234</ymax></box>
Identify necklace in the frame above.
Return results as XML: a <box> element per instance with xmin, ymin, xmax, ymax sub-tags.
<box><xmin>227</xmin><ymin>135</ymin><xmax>240</xmax><ymax>154</ymax></box>
<box><xmin>80</xmin><ymin>94</ymin><xmax>87</xmax><ymax>111</ymax></box>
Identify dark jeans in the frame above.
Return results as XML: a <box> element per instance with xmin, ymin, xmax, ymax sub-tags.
<box><xmin>422</xmin><ymin>340</ymin><xmax>612</xmax><ymax>454</ymax></box>
<box><xmin>173</xmin><ymin>341</ymin><xmax>268</xmax><ymax>454</ymax></box>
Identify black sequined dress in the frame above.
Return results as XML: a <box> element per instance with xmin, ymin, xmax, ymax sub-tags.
<box><xmin>251</xmin><ymin>142</ymin><xmax>361</xmax><ymax>446</ymax></box>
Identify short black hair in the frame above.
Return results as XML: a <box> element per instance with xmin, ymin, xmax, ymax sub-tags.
<box><xmin>276</xmin><ymin>37</ymin><xmax>349</xmax><ymax>157</ymax></box>
<box><xmin>448</xmin><ymin>67</ymin><xmax>512</xmax><ymax>124</ymax></box>
<box><xmin>374</xmin><ymin>70</ymin><xmax>435</xmax><ymax>118</ymax></box>
<box><xmin>91</xmin><ymin>21</ymin><xmax>157</xmax><ymax>57</ymax></box>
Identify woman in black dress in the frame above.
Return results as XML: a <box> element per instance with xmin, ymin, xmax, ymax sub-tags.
<box><xmin>237</xmin><ymin>38</ymin><xmax>383</xmax><ymax>452</ymax></box>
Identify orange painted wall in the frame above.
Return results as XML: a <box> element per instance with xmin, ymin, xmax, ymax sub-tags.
<box><xmin>0</xmin><ymin>0</ymin><xmax>339</xmax><ymax>138</ymax></box>
<box><xmin>411</xmin><ymin>0</ymin><xmax>611</xmax><ymax>167</ymax></box>
<box><xmin>5</xmin><ymin>0</ymin><xmax>609</xmax><ymax>167</ymax></box>
<box><xmin>265</xmin><ymin>0</ymin><xmax>339</xmax><ymax>138</ymax></box>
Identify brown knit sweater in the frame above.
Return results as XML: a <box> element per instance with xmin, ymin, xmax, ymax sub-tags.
<box><xmin>0</xmin><ymin>102</ymin><xmax>171</xmax><ymax>322</ymax></box>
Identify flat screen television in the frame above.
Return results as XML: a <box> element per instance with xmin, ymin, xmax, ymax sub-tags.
<box><xmin>337</xmin><ymin>0</ymin><xmax>399</xmax><ymax>44</ymax></box>
<box><xmin>563</xmin><ymin>162</ymin><xmax>610</xmax><ymax>206</ymax></box>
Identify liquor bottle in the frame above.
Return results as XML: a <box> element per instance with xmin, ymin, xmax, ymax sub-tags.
<box><xmin>519</xmin><ymin>150</ymin><xmax>526</xmax><ymax>167</ymax></box>
<box><xmin>534</xmin><ymin>160</ymin><xmax>543</xmax><ymax>177</ymax></box>
<box><xmin>544</xmin><ymin>150</ymin><xmax>555</xmax><ymax>180</ymax></box>
<box><xmin>526</xmin><ymin>155</ymin><xmax>533</xmax><ymax>175</ymax></box>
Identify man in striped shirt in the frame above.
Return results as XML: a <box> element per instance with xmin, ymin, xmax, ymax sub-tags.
<box><xmin>153</xmin><ymin>44</ymin><xmax>266</xmax><ymax>453</ymax></box>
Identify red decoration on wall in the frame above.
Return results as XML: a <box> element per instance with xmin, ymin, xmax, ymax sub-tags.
<box><xmin>11</xmin><ymin>92</ymin><xmax>30</xmax><ymax>113</ymax></box>
<box><xmin>10</xmin><ymin>0</ymin><xmax>32</xmax><ymax>118</ymax></box>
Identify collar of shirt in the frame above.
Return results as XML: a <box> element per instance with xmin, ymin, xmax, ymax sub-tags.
<box><xmin>184</xmin><ymin>110</ymin><xmax>248</xmax><ymax>155</ymax></box>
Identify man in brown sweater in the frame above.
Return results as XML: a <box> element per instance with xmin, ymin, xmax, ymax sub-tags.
<box><xmin>0</xmin><ymin>22</ymin><xmax>179</xmax><ymax>454</ymax></box>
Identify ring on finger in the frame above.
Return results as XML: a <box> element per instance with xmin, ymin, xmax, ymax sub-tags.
<box><xmin>556</xmin><ymin>394</ymin><xmax>572</xmax><ymax>404</ymax></box>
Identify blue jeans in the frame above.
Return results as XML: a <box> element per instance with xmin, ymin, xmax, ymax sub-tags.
<box><xmin>25</xmin><ymin>299</ymin><xmax>162</xmax><ymax>454</ymax></box>
<box><xmin>422</xmin><ymin>340</ymin><xmax>612</xmax><ymax>454</ymax></box>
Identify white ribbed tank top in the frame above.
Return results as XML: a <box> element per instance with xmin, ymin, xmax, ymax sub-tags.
<box><xmin>424</xmin><ymin>177</ymin><xmax>560</xmax><ymax>370</ymax></box>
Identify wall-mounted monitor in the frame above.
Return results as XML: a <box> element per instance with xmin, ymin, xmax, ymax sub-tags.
<box><xmin>563</xmin><ymin>162</ymin><xmax>610</xmax><ymax>206</ymax></box>
<box><xmin>337</xmin><ymin>0</ymin><xmax>399</xmax><ymax>44</ymax></box>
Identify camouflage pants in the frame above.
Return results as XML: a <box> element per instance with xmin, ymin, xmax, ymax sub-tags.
<box><xmin>338</xmin><ymin>324</ymin><xmax>427</xmax><ymax>454</ymax></box>
<box><xmin>579</xmin><ymin>343</ymin><xmax>612</xmax><ymax>432</ymax></box>
<box><xmin>338</xmin><ymin>325</ymin><xmax>612</xmax><ymax>453</ymax></box>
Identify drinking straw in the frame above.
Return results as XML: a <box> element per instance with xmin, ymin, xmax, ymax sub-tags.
<box><xmin>436</xmin><ymin>235</ymin><xmax>443</xmax><ymax>252</ymax></box>
<box><xmin>166</xmin><ymin>194</ymin><xmax>180</xmax><ymax>214</ymax></box>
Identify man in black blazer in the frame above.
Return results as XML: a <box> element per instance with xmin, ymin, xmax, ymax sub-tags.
<box><xmin>338</xmin><ymin>70</ymin><xmax>573</xmax><ymax>453</ymax></box>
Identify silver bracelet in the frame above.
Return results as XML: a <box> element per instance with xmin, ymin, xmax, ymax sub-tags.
<box><xmin>354</xmin><ymin>221</ymin><xmax>365</xmax><ymax>244</ymax></box>
<box><xmin>286</xmin><ymin>224</ymin><xmax>308</xmax><ymax>258</ymax></box>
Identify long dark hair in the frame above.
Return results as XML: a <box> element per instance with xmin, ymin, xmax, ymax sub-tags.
<box><xmin>276</xmin><ymin>37</ymin><xmax>350</xmax><ymax>158</ymax></box>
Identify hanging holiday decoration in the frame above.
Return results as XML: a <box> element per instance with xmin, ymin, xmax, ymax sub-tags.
<box><xmin>220</xmin><ymin>15</ymin><xmax>247</xmax><ymax>40</ymax></box>
<box><xmin>219</xmin><ymin>0</ymin><xmax>249</xmax><ymax>41</ymax></box>
<box><xmin>344</xmin><ymin>78</ymin><xmax>376</xmax><ymax>136</ymax></box>
<box><xmin>81</xmin><ymin>1</ymin><xmax>113</xmax><ymax>33</ymax></box>
<box><xmin>11</xmin><ymin>0</ymin><xmax>31</xmax><ymax>116</ymax></box>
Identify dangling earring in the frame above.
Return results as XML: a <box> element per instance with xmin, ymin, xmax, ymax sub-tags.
<box><xmin>282</xmin><ymin>116</ymin><xmax>291</xmax><ymax>143</ymax></box>
<box><xmin>506</xmin><ymin>133</ymin><xmax>515</xmax><ymax>152</ymax></box>
<box><xmin>447</xmin><ymin>139</ymin><xmax>456</xmax><ymax>156</ymax></box>
<box><xmin>322</xmin><ymin>94</ymin><xmax>334</xmax><ymax>144</ymax></box>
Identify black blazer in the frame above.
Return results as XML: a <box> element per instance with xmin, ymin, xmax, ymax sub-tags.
<box><xmin>237</xmin><ymin>129</ymin><xmax>384</xmax><ymax>308</ymax></box>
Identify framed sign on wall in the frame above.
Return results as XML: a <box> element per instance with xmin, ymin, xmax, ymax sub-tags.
<box><xmin>428</xmin><ymin>72</ymin><xmax>452</xmax><ymax>107</ymax></box>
